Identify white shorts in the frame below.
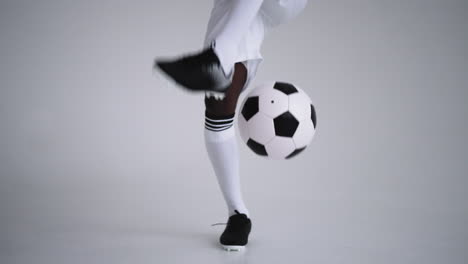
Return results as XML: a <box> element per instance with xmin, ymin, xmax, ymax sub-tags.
<box><xmin>204</xmin><ymin>0</ymin><xmax>308</xmax><ymax>93</ymax></box>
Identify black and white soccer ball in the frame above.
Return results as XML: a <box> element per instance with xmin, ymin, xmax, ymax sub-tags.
<box><xmin>238</xmin><ymin>81</ymin><xmax>317</xmax><ymax>159</ymax></box>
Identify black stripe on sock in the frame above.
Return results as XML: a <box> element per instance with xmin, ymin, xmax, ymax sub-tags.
<box><xmin>205</xmin><ymin>122</ymin><xmax>232</xmax><ymax>130</ymax></box>
<box><xmin>205</xmin><ymin>124</ymin><xmax>233</xmax><ymax>132</ymax></box>
<box><xmin>205</xmin><ymin>118</ymin><xmax>233</xmax><ymax>126</ymax></box>
<box><xmin>204</xmin><ymin>111</ymin><xmax>235</xmax><ymax>132</ymax></box>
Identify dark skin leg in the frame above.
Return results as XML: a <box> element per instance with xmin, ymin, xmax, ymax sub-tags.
<box><xmin>205</xmin><ymin>62</ymin><xmax>248</xmax><ymax>116</ymax></box>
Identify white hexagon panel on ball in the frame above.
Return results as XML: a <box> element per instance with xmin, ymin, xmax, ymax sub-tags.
<box><xmin>288</xmin><ymin>89</ymin><xmax>312</xmax><ymax>122</ymax></box>
<box><xmin>265</xmin><ymin>136</ymin><xmax>296</xmax><ymax>159</ymax></box>
<box><xmin>247</xmin><ymin>112</ymin><xmax>275</xmax><ymax>145</ymax></box>
<box><xmin>258</xmin><ymin>88</ymin><xmax>289</xmax><ymax>119</ymax></box>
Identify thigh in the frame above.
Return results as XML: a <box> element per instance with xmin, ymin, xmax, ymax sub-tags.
<box><xmin>205</xmin><ymin>62</ymin><xmax>248</xmax><ymax>116</ymax></box>
<box><xmin>203</xmin><ymin>0</ymin><xmax>231</xmax><ymax>47</ymax></box>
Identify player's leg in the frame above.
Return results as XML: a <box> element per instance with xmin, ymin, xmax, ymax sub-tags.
<box><xmin>154</xmin><ymin>0</ymin><xmax>264</xmax><ymax>93</ymax></box>
<box><xmin>212</xmin><ymin>0</ymin><xmax>264</xmax><ymax>78</ymax></box>
<box><xmin>204</xmin><ymin>62</ymin><xmax>248</xmax><ymax>217</ymax></box>
<box><xmin>204</xmin><ymin>62</ymin><xmax>252</xmax><ymax>251</ymax></box>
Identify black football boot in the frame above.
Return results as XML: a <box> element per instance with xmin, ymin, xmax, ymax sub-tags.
<box><xmin>219</xmin><ymin>210</ymin><xmax>252</xmax><ymax>251</ymax></box>
<box><xmin>154</xmin><ymin>45</ymin><xmax>232</xmax><ymax>93</ymax></box>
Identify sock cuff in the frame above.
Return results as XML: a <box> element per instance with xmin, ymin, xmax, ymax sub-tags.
<box><xmin>205</xmin><ymin>111</ymin><xmax>235</xmax><ymax>132</ymax></box>
<box><xmin>205</xmin><ymin>110</ymin><xmax>235</xmax><ymax>120</ymax></box>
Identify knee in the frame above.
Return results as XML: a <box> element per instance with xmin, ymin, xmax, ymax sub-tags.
<box><xmin>204</xmin><ymin>62</ymin><xmax>248</xmax><ymax>117</ymax></box>
<box><xmin>204</xmin><ymin>94</ymin><xmax>235</xmax><ymax>117</ymax></box>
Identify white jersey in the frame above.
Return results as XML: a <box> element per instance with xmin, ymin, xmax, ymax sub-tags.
<box><xmin>204</xmin><ymin>0</ymin><xmax>308</xmax><ymax>92</ymax></box>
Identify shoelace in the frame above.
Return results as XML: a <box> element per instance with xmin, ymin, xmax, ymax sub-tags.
<box><xmin>210</xmin><ymin>210</ymin><xmax>245</xmax><ymax>227</ymax></box>
<box><xmin>211</xmin><ymin>222</ymin><xmax>227</xmax><ymax>227</ymax></box>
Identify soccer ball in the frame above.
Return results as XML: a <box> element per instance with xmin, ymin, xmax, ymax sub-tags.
<box><xmin>238</xmin><ymin>81</ymin><xmax>317</xmax><ymax>159</ymax></box>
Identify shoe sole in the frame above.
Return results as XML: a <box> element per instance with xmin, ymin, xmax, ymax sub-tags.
<box><xmin>153</xmin><ymin>62</ymin><xmax>227</xmax><ymax>100</ymax></box>
<box><xmin>153</xmin><ymin>60</ymin><xmax>230</xmax><ymax>93</ymax></box>
<box><xmin>222</xmin><ymin>245</ymin><xmax>245</xmax><ymax>251</ymax></box>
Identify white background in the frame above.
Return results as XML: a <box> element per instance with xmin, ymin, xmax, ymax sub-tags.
<box><xmin>1</xmin><ymin>0</ymin><xmax>467</xmax><ymax>263</ymax></box>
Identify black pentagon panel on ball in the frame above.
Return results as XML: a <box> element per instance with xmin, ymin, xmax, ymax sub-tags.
<box><xmin>273</xmin><ymin>82</ymin><xmax>298</xmax><ymax>95</ymax></box>
<box><xmin>247</xmin><ymin>139</ymin><xmax>268</xmax><ymax>156</ymax></box>
<box><xmin>311</xmin><ymin>104</ymin><xmax>317</xmax><ymax>128</ymax></box>
<box><xmin>241</xmin><ymin>96</ymin><xmax>259</xmax><ymax>121</ymax></box>
<box><xmin>273</xmin><ymin>111</ymin><xmax>299</xmax><ymax>137</ymax></box>
<box><xmin>286</xmin><ymin>147</ymin><xmax>306</xmax><ymax>159</ymax></box>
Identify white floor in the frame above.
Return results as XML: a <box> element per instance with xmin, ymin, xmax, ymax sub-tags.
<box><xmin>1</xmin><ymin>165</ymin><xmax>467</xmax><ymax>264</ymax></box>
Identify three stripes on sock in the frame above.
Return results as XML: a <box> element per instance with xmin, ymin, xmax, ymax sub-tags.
<box><xmin>205</xmin><ymin>111</ymin><xmax>235</xmax><ymax>132</ymax></box>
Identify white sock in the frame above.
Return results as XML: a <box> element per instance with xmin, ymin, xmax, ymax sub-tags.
<box><xmin>204</xmin><ymin>111</ymin><xmax>250</xmax><ymax>218</ymax></box>
<box><xmin>213</xmin><ymin>0</ymin><xmax>264</xmax><ymax>77</ymax></box>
